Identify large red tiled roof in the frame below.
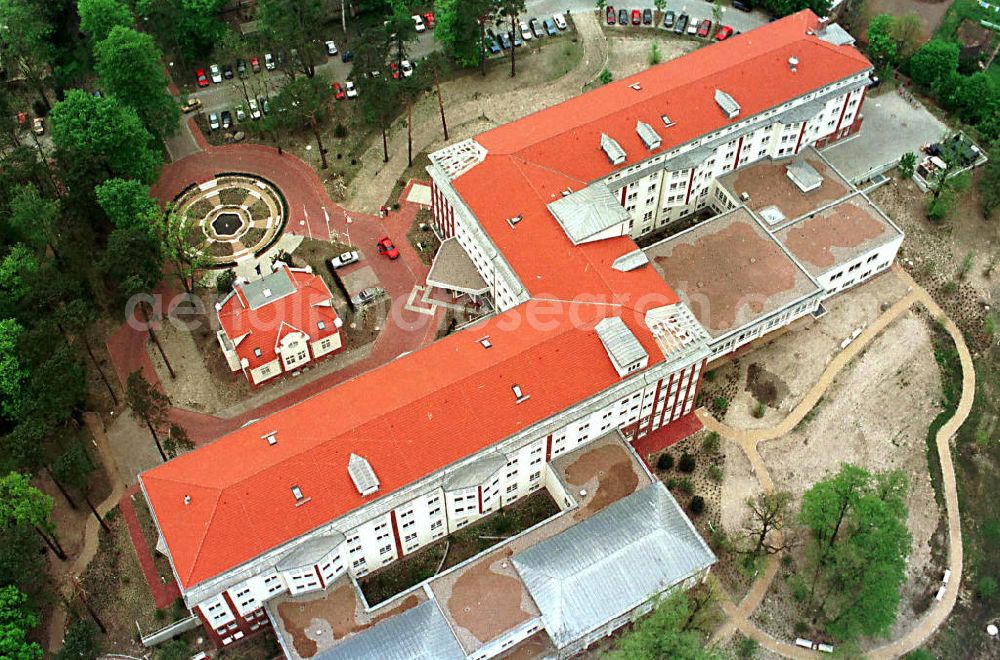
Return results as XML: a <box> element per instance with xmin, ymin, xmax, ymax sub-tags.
<box><xmin>217</xmin><ymin>265</ymin><xmax>339</xmax><ymax>370</ymax></box>
<box><xmin>142</xmin><ymin>304</ymin><xmax>659</xmax><ymax>589</ymax></box>
<box><xmin>143</xmin><ymin>12</ymin><xmax>870</xmax><ymax>591</ymax></box>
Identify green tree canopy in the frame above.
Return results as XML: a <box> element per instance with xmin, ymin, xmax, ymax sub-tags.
<box><xmin>135</xmin><ymin>0</ymin><xmax>226</xmax><ymax>63</ymax></box>
<box><xmin>50</xmin><ymin>90</ymin><xmax>161</xmax><ymax>185</ymax></box>
<box><xmin>0</xmin><ymin>246</ymin><xmax>40</xmax><ymax>304</ymax></box>
<box><xmin>0</xmin><ymin>319</ymin><xmax>26</xmax><ymax>420</ymax></box>
<box><xmin>0</xmin><ymin>472</ymin><xmax>54</xmax><ymax>534</ymax></box>
<box><xmin>607</xmin><ymin>590</ymin><xmax>719</xmax><ymax>659</ymax></box>
<box><xmin>435</xmin><ymin>0</ymin><xmax>494</xmax><ymax>68</ymax></box>
<box><xmin>866</xmin><ymin>14</ymin><xmax>898</xmax><ymax>69</ymax></box>
<box><xmin>7</xmin><ymin>183</ymin><xmax>60</xmax><ymax>254</ymax></box>
<box><xmin>77</xmin><ymin>0</ymin><xmax>134</xmax><ymax>43</ymax></box>
<box><xmin>258</xmin><ymin>0</ymin><xmax>328</xmax><ymax>78</ymax></box>
<box><xmin>909</xmin><ymin>40</ymin><xmax>959</xmax><ymax>90</ymax></box>
<box><xmin>100</xmin><ymin>225</ymin><xmax>164</xmax><ymax>300</ymax></box>
<box><xmin>55</xmin><ymin>619</ymin><xmax>99</xmax><ymax>660</ymax></box>
<box><xmin>94</xmin><ymin>26</ymin><xmax>179</xmax><ymax>137</ymax></box>
<box><xmin>978</xmin><ymin>144</ymin><xmax>1000</xmax><ymax>219</ymax></box>
<box><xmin>0</xmin><ymin>585</ymin><xmax>42</xmax><ymax>660</ymax></box>
<box><xmin>0</xmin><ymin>0</ymin><xmax>54</xmax><ymax>111</ymax></box>
<box><xmin>759</xmin><ymin>0</ymin><xmax>830</xmax><ymax>19</ymax></box>
<box><xmin>96</xmin><ymin>177</ymin><xmax>161</xmax><ymax>233</ymax></box>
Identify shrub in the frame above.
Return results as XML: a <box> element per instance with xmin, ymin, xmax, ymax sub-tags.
<box><xmin>657</xmin><ymin>452</ymin><xmax>675</xmax><ymax>471</ymax></box>
<box><xmin>736</xmin><ymin>635</ymin><xmax>759</xmax><ymax>659</ymax></box>
<box><xmin>793</xmin><ymin>620</ymin><xmax>810</xmax><ymax>636</ymax></box>
<box><xmin>598</xmin><ymin>68</ymin><xmax>612</xmax><ymax>84</ymax></box>
<box><xmin>702</xmin><ymin>432</ymin><xmax>720</xmax><ymax>454</ymax></box>
<box><xmin>781</xmin><ymin>553</ymin><xmax>793</xmax><ymax>567</ymax></box>
<box><xmin>942</xmin><ymin>280</ymin><xmax>957</xmax><ymax>296</ymax></box>
<box><xmin>649</xmin><ymin>42</ymin><xmax>661</xmax><ymax>65</ymax></box>
<box><xmin>927</xmin><ymin>193</ymin><xmax>953</xmax><ymax>222</ymax></box>
<box><xmin>978</xmin><ymin>575</ymin><xmax>998</xmax><ymax>600</ymax></box>
<box><xmin>333</xmin><ymin>123</ymin><xmax>348</xmax><ymax>138</ymax></box>
<box><xmin>957</xmin><ymin>251</ymin><xmax>974</xmax><ymax>279</ymax></box>
<box><xmin>215</xmin><ymin>269</ymin><xmax>236</xmax><ymax>294</ymax></box>
<box><xmin>752</xmin><ymin>402</ymin><xmax>766</xmax><ymax>418</ymax></box>
<box><xmin>677</xmin><ymin>477</ymin><xmax>695</xmax><ymax>495</ymax></box>
<box><xmin>898</xmin><ymin>151</ymin><xmax>916</xmax><ymax>179</ymax></box>
<box><xmin>689</xmin><ymin>495</ymin><xmax>705</xmax><ymax>515</ymax></box>
<box><xmin>678</xmin><ymin>452</ymin><xmax>696</xmax><ymax>473</ymax></box>
<box><xmin>703</xmin><ymin>369</ymin><xmax>716</xmax><ymax>381</ymax></box>
<box><xmin>713</xmin><ymin>396</ymin><xmax>729</xmax><ymax>413</ymax></box>
<box><xmin>708</xmin><ymin>464</ymin><xmax>723</xmax><ymax>482</ymax></box>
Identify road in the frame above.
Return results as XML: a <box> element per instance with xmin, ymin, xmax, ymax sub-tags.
<box><xmin>183</xmin><ymin>1</ymin><xmax>769</xmax><ymax>116</ymax></box>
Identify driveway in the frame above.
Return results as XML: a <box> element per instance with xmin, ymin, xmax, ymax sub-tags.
<box><xmin>821</xmin><ymin>89</ymin><xmax>949</xmax><ymax>183</ymax></box>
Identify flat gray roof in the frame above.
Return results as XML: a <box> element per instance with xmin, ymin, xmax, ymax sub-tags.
<box><xmin>547</xmin><ymin>182</ymin><xmax>631</xmax><ymax>245</ymax></box>
<box><xmin>513</xmin><ymin>482</ymin><xmax>716</xmax><ymax>649</ymax></box>
<box><xmin>595</xmin><ymin>317</ymin><xmax>648</xmax><ymax>370</ymax></box>
<box><xmin>426</xmin><ymin>238</ymin><xmax>488</xmax><ymax>295</ymax></box>
<box><xmin>242</xmin><ymin>267</ymin><xmax>296</xmax><ymax>310</ymax></box>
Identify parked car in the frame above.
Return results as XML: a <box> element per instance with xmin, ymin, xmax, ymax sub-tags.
<box><xmin>674</xmin><ymin>14</ymin><xmax>688</xmax><ymax>34</ymax></box>
<box><xmin>530</xmin><ymin>17</ymin><xmax>544</xmax><ymax>38</ymax></box>
<box><xmin>543</xmin><ymin>18</ymin><xmax>557</xmax><ymax>36</ymax></box>
<box><xmin>412</xmin><ymin>14</ymin><xmax>425</xmax><ymax>32</ymax></box>
<box><xmin>237</xmin><ymin>59</ymin><xmax>247</xmax><ymax>77</ymax></box>
<box><xmin>687</xmin><ymin>19</ymin><xmax>699</xmax><ymax>35</ymax></box>
<box><xmin>553</xmin><ymin>13</ymin><xmax>567</xmax><ymax>30</ymax></box>
<box><xmin>220</xmin><ymin>110</ymin><xmax>232</xmax><ymax>129</ymax></box>
<box><xmin>631</xmin><ymin>9</ymin><xmax>641</xmax><ymax>25</ymax></box>
<box><xmin>511</xmin><ymin>30</ymin><xmax>523</xmax><ymax>47</ymax></box>
<box><xmin>618</xmin><ymin>8</ymin><xmax>628</xmax><ymax>24</ymax></box>
<box><xmin>223</xmin><ymin>63</ymin><xmax>234</xmax><ymax>79</ymax></box>
<box><xmin>400</xmin><ymin>59</ymin><xmax>414</xmax><ymax>77</ymax></box>
<box><xmin>208</xmin><ymin>112</ymin><xmax>220</xmax><ymax>131</ymax></box>
<box><xmin>867</xmin><ymin>74</ymin><xmax>881</xmax><ymax>89</ymax></box>
<box><xmin>251</xmin><ymin>56</ymin><xmax>261</xmax><ymax>73</ymax></box>
<box><xmin>643</xmin><ymin>8</ymin><xmax>652</xmax><ymax>25</ymax></box>
<box><xmin>31</xmin><ymin>117</ymin><xmax>43</xmax><ymax>135</ymax></box>
<box><xmin>325</xmin><ymin>40</ymin><xmax>338</xmax><ymax>56</ymax></box>
<box><xmin>351</xmin><ymin>287</ymin><xmax>384</xmax><ymax>306</ymax></box>
<box><xmin>341</xmin><ymin>50</ymin><xmax>354</xmax><ymax>62</ymax></box>
<box><xmin>732</xmin><ymin>0</ymin><xmax>753</xmax><ymax>11</ymax></box>
<box><xmin>697</xmin><ymin>19</ymin><xmax>712</xmax><ymax>37</ymax></box>
<box><xmin>196</xmin><ymin>68</ymin><xmax>209</xmax><ymax>87</ymax></box>
<box><xmin>330</xmin><ymin>250</ymin><xmax>360</xmax><ymax>269</ymax></box>
<box><xmin>345</xmin><ymin>81</ymin><xmax>357</xmax><ymax>98</ymax></box>
<box><xmin>180</xmin><ymin>97</ymin><xmax>202</xmax><ymax>113</ymax></box>
<box><xmin>259</xmin><ymin>96</ymin><xmax>270</xmax><ymax>114</ymax></box>
<box><xmin>606</xmin><ymin>6</ymin><xmax>616</xmax><ymax>24</ymax></box>
<box><xmin>389</xmin><ymin>61</ymin><xmax>400</xmax><ymax>79</ymax></box>
<box><xmin>423</xmin><ymin>11</ymin><xmax>436</xmax><ymax>28</ymax></box>
<box><xmin>715</xmin><ymin>25</ymin><xmax>734</xmax><ymax>41</ymax></box>
<box><xmin>499</xmin><ymin>31</ymin><xmax>512</xmax><ymax>49</ymax></box>
<box><xmin>519</xmin><ymin>20</ymin><xmax>532</xmax><ymax>40</ymax></box>
<box><xmin>248</xmin><ymin>98</ymin><xmax>261</xmax><ymax>120</ymax></box>
<box><xmin>276</xmin><ymin>51</ymin><xmax>285</xmax><ymax>67</ymax></box>
<box><xmin>663</xmin><ymin>10</ymin><xmax>675</xmax><ymax>28</ymax></box>
<box><xmin>333</xmin><ymin>82</ymin><xmax>346</xmax><ymax>100</ymax></box>
<box><xmin>265</xmin><ymin>52</ymin><xmax>275</xmax><ymax>70</ymax></box>
<box><xmin>235</xmin><ymin>105</ymin><xmax>247</xmax><ymax>122</ymax></box>
<box><xmin>210</xmin><ymin>64</ymin><xmax>222</xmax><ymax>83</ymax></box>
<box><xmin>487</xmin><ymin>37</ymin><xmax>501</xmax><ymax>54</ymax></box>
<box><xmin>376</xmin><ymin>236</ymin><xmax>399</xmax><ymax>260</ymax></box>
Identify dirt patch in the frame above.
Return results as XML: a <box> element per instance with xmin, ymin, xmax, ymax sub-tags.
<box><xmin>861</xmin><ymin>0</ymin><xmax>950</xmax><ymax>44</ymax></box>
<box><xmin>562</xmin><ymin>443</ymin><xmax>639</xmax><ymax>518</ymax></box>
<box><xmin>753</xmin><ymin>312</ymin><xmax>945</xmax><ymax>645</ymax></box>
<box><xmin>605</xmin><ymin>34</ymin><xmax>698</xmax><ymax>80</ymax></box>
<box><xmin>745</xmin><ymin>363</ymin><xmax>789</xmax><ymax>409</ymax></box>
<box><xmin>276</xmin><ymin>583</ymin><xmax>420</xmax><ymax>658</ymax></box>
<box><xmin>448</xmin><ymin>554</ymin><xmax>533</xmax><ymax>644</ymax></box>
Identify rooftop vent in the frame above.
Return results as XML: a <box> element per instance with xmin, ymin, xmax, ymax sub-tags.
<box><xmin>714</xmin><ymin>89</ymin><xmax>740</xmax><ymax>120</ymax></box>
<box><xmin>788</xmin><ymin>56</ymin><xmax>799</xmax><ymax>72</ymax></box>
<box><xmin>262</xmin><ymin>431</ymin><xmax>278</xmax><ymax>446</ymax></box>
<box><xmin>629</xmin><ymin>82</ymin><xmax>642</xmax><ymax>91</ymax></box>
<box><xmin>759</xmin><ymin>205</ymin><xmax>787</xmax><ymax>226</ymax></box>
<box><xmin>561</xmin><ymin>187</ymin><xmax>573</xmax><ymax>197</ymax></box>
<box><xmin>786</xmin><ymin>160</ymin><xmax>824</xmax><ymax>193</ymax></box>
<box><xmin>348</xmin><ymin>454</ymin><xmax>380</xmax><ymax>497</ymax></box>
<box><xmin>478</xmin><ymin>336</ymin><xmax>492</xmax><ymax>349</ymax></box>
<box><xmin>263</xmin><ymin>288</ymin><xmax>273</xmax><ymax>298</ymax></box>
<box><xmin>636</xmin><ymin>121</ymin><xmax>661</xmax><ymax>150</ymax></box>
<box><xmin>184</xmin><ymin>495</ymin><xmax>191</xmax><ymax>505</ymax></box>
<box><xmin>740</xmin><ymin>191</ymin><xmax>750</xmax><ymax>202</ymax></box>
<box><xmin>291</xmin><ymin>485</ymin><xmax>310</xmax><ymax>505</ymax></box>
<box><xmin>661</xmin><ymin>115</ymin><xmax>674</xmax><ymax>127</ymax></box>
<box><xmin>506</xmin><ymin>214</ymin><xmax>523</xmax><ymax>229</ymax></box>
<box><xmin>600</xmin><ymin>133</ymin><xmax>626</xmax><ymax>165</ymax></box>
<box><xmin>512</xmin><ymin>384</ymin><xmax>530</xmax><ymax>404</ymax></box>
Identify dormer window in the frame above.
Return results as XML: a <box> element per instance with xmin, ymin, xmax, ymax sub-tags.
<box><xmin>263</xmin><ymin>432</ymin><xmax>278</xmax><ymax>446</ymax></box>
<box><xmin>479</xmin><ymin>337</ymin><xmax>492</xmax><ymax>349</ymax></box>
<box><xmin>318</xmin><ymin>320</ymin><xmax>326</xmax><ymax>330</ymax></box>
<box><xmin>254</xmin><ymin>348</ymin><xmax>262</xmax><ymax>357</ymax></box>
<box><xmin>291</xmin><ymin>485</ymin><xmax>307</xmax><ymax>505</ymax></box>
<box><xmin>512</xmin><ymin>385</ymin><xmax>530</xmax><ymax>403</ymax></box>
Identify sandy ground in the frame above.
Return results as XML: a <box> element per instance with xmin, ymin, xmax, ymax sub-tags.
<box><xmin>720</xmin><ymin>437</ymin><xmax>764</xmax><ymax>537</ymax></box>
<box><xmin>706</xmin><ymin>270</ymin><xmax>912</xmax><ymax>430</ymax></box>
<box><xmin>753</xmin><ymin>311</ymin><xmax>944</xmax><ymax>643</ymax></box>
<box><xmin>605</xmin><ymin>34</ymin><xmax>698</xmax><ymax>80</ymax></box>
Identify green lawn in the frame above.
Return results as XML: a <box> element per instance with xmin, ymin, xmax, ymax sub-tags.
<box><xmin>935</xmin><ymin>0</ymin><xmax>994</xmax><ymax>41</ymax></box>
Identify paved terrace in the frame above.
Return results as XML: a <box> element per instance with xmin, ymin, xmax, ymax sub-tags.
<box><xmin>774</xmin><ymin>194</ymin><xmax>902</xmax><ymax>278</ymax></box>
<box><xmin>267</xmin><ymin>432</ymin><xmax>651</xmax><ymax>659</ymax></box>
<box><xmin>645</xmin><ymin>208</ymin><xmax>821</xmax><ymax>339</ymax></box>
<box><xmin>718</xmin><ymin>149</ymin><xmax>852</xmax><ymax>223</ymax></box>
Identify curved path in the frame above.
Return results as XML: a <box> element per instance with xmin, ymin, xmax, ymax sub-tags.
<box><xmin>705</xmin><ymin>266</ymin><xmax>971</xmax><ymax>658</ymax></box>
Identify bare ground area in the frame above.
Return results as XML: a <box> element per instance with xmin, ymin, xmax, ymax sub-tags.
<box><xmin>751</xmin><ymin>312</ymin><xmax>946</xmax><ymax>647</ymax></box>
<box><xmin>605</xmin><ymin>34</ymin><xmax>698</xmax><ymax>80</ymax></box>
<box><xmin>699</xmin><ymin>270</ymin><xmax>911</xmax><ymax>429</ymax></box>
<box><xmin>861</xmin><ymin>0</ymin><xmax>952</xmax><ymax>43</ymax></box>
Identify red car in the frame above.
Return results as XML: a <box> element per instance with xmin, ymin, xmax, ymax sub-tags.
<box><xmin>332</xmin><ymin>82</ymin><xmax>346</xmax><ymax>100</ymax></box>
<box><xmin>251</xmin><ymin>56</ymin><xmax>261</xmax><ymax>73</ymax></box>
<box><xmin>715</xmin><ymin>25</ymin><xmax>734</xmax><ymax>41</ymax></box>
<box><xmin>195</xmin><ymin>68</ymin><xmax>209</xmax><ymax>87</ymax></box>
<box><xmin>631</xmin><ymin>9</ymin><xmax>641</xmax><ymax>25</ymax></box>
<box><xmin>376</xmin><ymin>236</ymin><xmax>399</xmax><ymax>260</ymax></box>
<box><xmin>606</xmin><ymin>5</ymin><xmax>615</xmax><ymax>24</ymax></box>
<box><xmin>423</xmin><ymin>11</ymin><xmax>435</xmax><ymax>28</ymax></box>
<box><xmin>697</xmin><ymin>19</ymin><xmax>712</xmax><ymax>38</ymax></box>
<box><xmin>389</xmin><ymin>62</ymin><xmax>400</xmax><ymax>80</ymax></box>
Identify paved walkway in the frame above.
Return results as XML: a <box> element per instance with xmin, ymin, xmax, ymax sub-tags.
<box><xmin>703</xmin><ymin>266</ymin><xmax>971</xmax><ymax>658</ymax></box>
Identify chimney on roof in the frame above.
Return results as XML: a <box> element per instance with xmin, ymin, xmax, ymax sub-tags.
<box><xmin>788</xmin><ymin>57</ymin><xmax>799</xmax><ymax>73</ymax></box>
<box><xmin>506</xmin><ymin>214</ymin><xmax>523</xmax><ymax>229</ymax></box>
<box><xmin>184</xmin><ymin>495</ymin><xmax>191</xmax><ymax>505</ymax></box>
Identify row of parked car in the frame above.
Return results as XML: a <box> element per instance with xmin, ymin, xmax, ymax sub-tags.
<box><xmin>206</xmin><ymin>96</ymin><xmax>271</xmax><ymax>131</ymax></box>
<box><xmin>606</xmin><ymin>6</ymin><xmax>736</xmax><ymax>41</ymax></box>
<box><xmin>194</xmin><ymin>41</ymin><xmax>353</xmax><ymax>88</ymax></box>
<box><xmin>484</xmin><ymin>13</ymin><xmax>568</xmax><ymax>54</ymax></box>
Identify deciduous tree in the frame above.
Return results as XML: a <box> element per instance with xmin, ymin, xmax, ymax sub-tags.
<box><xmin>77</xmin><ymin>0</ymin><xmax>134</xmax><ymax>43</ymax></box>
<box><xmin>866</xmin><ymin>14</ymin><xmax>898</xmax><ymax>70</ymax></box>
<box><xmin>744</xmin><ymin>490</ymin><xmax>792</xmax><ymax>555</ymax></box>
<box><xmin>258</xmin><ymin>0</ymin><xmax>327</xmax><ymax>78</ymax></box>
<box><xmin>269</xmin><ymin>75</ymin><xmax>334</xmax><ymax>169</ymax></box>
<box><xmin>435</xmin><ymin>0</ymin><xmax>493</xmax><ymax>68</ymax></box>
<box><xmin>0</xmin><ymin>319</ymin><xmax>26</xmax><ymax>420</ymax></box>
<box><xmin>909</xmin><ymin>39</ymin><xmax>958</xmax><ymax>90</ymax></box>
<box><xmin>50</xmin><ymin>91</ymin><xmax>161</xmax><ymax>185</ymax></box>
<box><xmin>7</xmin><ymin>184</ymin><xmax>61</xmax><ymax>258</ymax></box>
<box><xmin>125</xmin><ymin>370</ymin><xmax>170</xmax><ymax>461</ymax></box>
<box><xmin>94</xmin><ymin>26</ymin><xmax>179</xmax><ymax>137</ymax></box>
<box><xmin>0</xmin><ymin>585</ymin><xmax>42</xmax><ymax>659</ymax></box>
<box><xmin>978</xmin><ymin>144</ymin><xmax>1000</xmax><ymax>220</ymax></box>
<box><xmin>0</xmin><ymin>471</ymin><xmax>67</xmax><ymax>560</ymax></box>
<box><xmin>0</xmin><ymin>0</ymin><xmax>54</xmax><ymax>111</ymax></box>
<box><xmin>608</xmin><ymin>590</ymin><xmax>719</xmax><ymax>659</ymax></box>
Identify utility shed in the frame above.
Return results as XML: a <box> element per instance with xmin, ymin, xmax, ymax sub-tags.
<box><xmin>316</xmin><ymin>600</ymin><xmax>465</xmax><ymax>660</ymax></box>
<box><xmin>513</xmin><ymin>482</ymin><xmax>716</xmax><ymax>654</ymax></box>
